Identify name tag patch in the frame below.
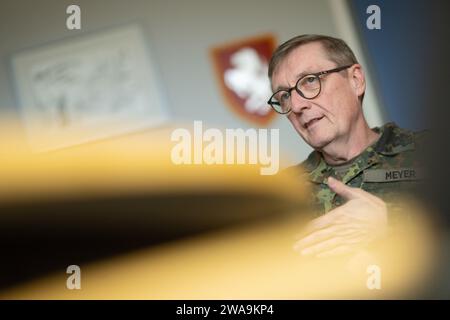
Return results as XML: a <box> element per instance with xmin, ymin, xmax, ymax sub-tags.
<box><xmin>363</xmin><ymin>168</ymin><xmax>422</xmax><ymax>182</ymax></box>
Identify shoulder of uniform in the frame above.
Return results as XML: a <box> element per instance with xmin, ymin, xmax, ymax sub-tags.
<box><xmin>375</xmin><ymin>122</ymin><xmax>419</xmax><ymax>155</ymax></box>
<box><xmin>284</xmin><ymin>150</ymin><xmax>321</xmax><ymax>176</ymax></box>
<box><xmin>300</xmin><ymin>150</ymin><xmax>322</xmax><ymax>173</ymax></box>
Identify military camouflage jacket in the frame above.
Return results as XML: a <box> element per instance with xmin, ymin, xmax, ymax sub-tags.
<box><xmin>291</xmin><ymin>122</ymin><xmax>427</xmax><ymax>218</ymax></box>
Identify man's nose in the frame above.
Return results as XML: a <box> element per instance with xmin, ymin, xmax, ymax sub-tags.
<box><xmin>290</xmin><ymin>90</ymin><xmax>311</xmax><ymax>113</ymax></box>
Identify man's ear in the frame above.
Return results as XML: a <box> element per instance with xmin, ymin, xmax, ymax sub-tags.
<box><xmin>350</xmin><ymin>64</ymin><xmax>366</xmax><ymax>99</ymax></box>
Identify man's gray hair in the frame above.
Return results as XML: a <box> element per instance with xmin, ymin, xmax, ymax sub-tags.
<box><xmin>268</xmin><ymin>34</ymin><xmax>359</xmax><ymax>79</ymax></box>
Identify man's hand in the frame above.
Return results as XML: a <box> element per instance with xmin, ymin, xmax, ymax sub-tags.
<box><xmin>294</xmin><ymin>176</ymin><xmax>388</xmax><ymax>258</ymax></box>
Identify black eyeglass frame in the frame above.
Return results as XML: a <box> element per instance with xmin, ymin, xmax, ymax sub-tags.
<box><xmin>268</xmin><ymin>64</ymin><xmax>354</xmax><ymax>114</ymax></box>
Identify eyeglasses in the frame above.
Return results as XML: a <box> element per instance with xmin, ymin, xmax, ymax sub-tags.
<box><xmin>268</xmin><ymin>64</ymin><xmax>353</xmax><ymax>114</ymax></box>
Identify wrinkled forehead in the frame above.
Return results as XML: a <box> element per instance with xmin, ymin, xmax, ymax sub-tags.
<box><xmin>271</xmin><ymin>42</ymin><xmax>335</xmax><ymax>91</ymax></box>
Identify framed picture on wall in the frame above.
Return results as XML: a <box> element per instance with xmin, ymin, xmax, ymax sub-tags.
<box><xmin>12</xmin><ymin>25</ymin><xmax>168</xmax><ymax>152</ymax></box>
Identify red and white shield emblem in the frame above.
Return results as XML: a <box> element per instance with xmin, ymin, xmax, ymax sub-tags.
<box><xmin>210</xmin><ymin>34</ymin><xmax>277</xmax><ymax>126</ymax></box>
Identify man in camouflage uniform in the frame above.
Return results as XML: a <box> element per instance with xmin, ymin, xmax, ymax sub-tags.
<box><xmin>267</xmin><ymin>35</ymin><xmax>426</xmax><ymax>258</ymax></box>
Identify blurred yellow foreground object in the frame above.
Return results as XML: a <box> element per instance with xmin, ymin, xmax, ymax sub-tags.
<box><xmin>0</xmin><ymin>120</ymin><xmax>437</xmax><ymax>299</ymax></box>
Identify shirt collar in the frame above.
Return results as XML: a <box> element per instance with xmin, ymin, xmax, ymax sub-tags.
<box><xmin>303</xmin><ymin>122</ymin><xmax>415</xmax><ymax>184</ymax></box>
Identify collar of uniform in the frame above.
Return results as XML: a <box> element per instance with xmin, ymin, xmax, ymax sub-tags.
<box><xmin>306</xmin><ymin>146</ymin><xmax>380</xmax><ymax>185</ymax></box>
<box><xmin>302</xmin><ymin>122</ymin><xmax>413</xmax><ymax>185</ymax></box>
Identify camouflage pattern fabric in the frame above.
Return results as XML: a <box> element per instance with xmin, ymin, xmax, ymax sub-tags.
<box><xmin>288</xmin><ymin>123</ymin><xmax>427</xmax><ymax>222</ymax></box>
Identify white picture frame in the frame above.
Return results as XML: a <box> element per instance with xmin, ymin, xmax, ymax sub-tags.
<box><xmin>12</xmin><ymin>25</ymin><xmax>168</xmax><ymax>152</ymax></box>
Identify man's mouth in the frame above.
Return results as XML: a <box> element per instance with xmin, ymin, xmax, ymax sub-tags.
<box><xmin>304</xmin><ymin>116</ymin><xmax>324</xmax><ymax>129</ymax></box>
